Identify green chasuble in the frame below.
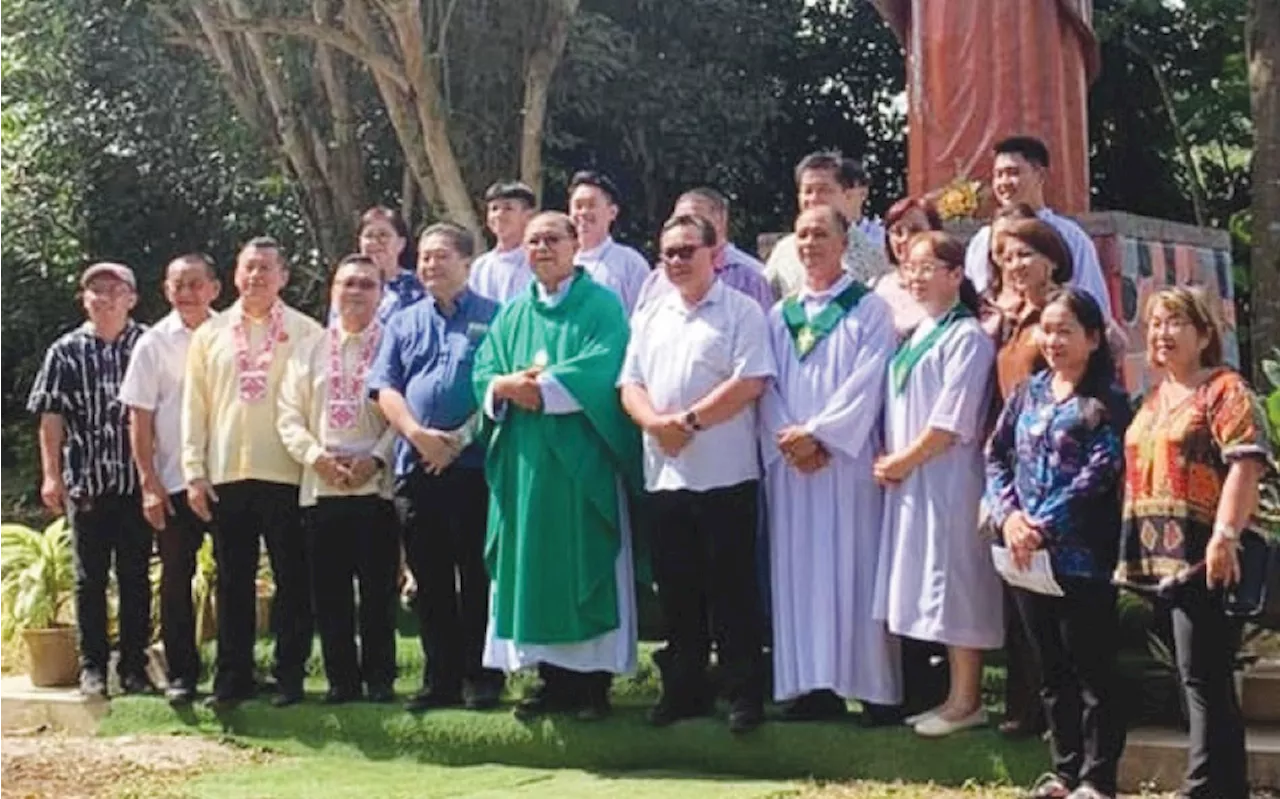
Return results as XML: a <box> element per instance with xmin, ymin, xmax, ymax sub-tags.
<box><xmin>472</xmin><ymin>269</ymin><xmax>642</xmax><ymax>645</ymax></box>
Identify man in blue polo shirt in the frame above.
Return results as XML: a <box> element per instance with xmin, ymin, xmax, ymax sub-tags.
<box><xmin>368</xmin><ymin>222</ymin><xmax>502</xmax><ymax>713</ymax></box>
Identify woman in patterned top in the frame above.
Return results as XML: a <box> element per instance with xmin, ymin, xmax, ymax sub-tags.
<box><xmin>1115</xmin><ymin>287</ymin><xmax>1270</xmax><ymax>799</ymax></box>
<box><xmin>986</xmin><ymin>288</ymin><xmax>1131</xmax><ymax>799</ymax></box>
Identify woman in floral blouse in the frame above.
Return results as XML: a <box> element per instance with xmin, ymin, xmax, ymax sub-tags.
<box><xmin>986</xmin><ymin>287</ymin><xmax>1131</xmax><ymax>799</ymax></box>
<box><xmin>1115</xmin><ymin>287</ymin><xmax>1270</xmax><ymax>799</ymax></box>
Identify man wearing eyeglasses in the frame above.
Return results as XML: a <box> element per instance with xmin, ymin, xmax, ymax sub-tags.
<box><xmin>28</xmin><ymin>262</ymin><xmax>150</xmax><ymax>698</ymax></box>
<box><xmin>119</xmin><ymin>254</ymin><xmax>221</xmax><ymax>705</ymax></box>
<box><xmin>182</xmin><ymin>237</ymin><xmax>323</xmax><ymax>708</ymax></box>
<box><xmin>619</xmin><ymin>214</ymin><xmax>775</xmax><ymax>734</ymax></box>
<box><xmin>473</xmin><ymin>211</ymin><xmax>641</xmax><ymax>722</ymax></box>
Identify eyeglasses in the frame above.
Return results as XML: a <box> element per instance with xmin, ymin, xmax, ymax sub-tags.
<box><xmin>661</xmin><ymin>245</ymin><xmax>702</xmax><ymax>262</ymax></box>
<box><xmin>83</xmin><ymin>283</ymin><xmax>134</xmax><ymax>298</ymax></box>
<box><xmin>526</xmin><ymin>234</ymin><xmax>565</xmax><ymax>247</ymax></box>
<box><xmin>337</xmin><ymin>277</ymin><xmax>380</xmax><ymax>291</ymax></box>
<box><xmin>899</xmin><ymin>258</ymin><xmax>951</xmax><ymax>278</ymax></box>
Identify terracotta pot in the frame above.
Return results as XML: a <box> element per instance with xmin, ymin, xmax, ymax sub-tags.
<box><xmin>22</xmin><ymin>626</ymin><xmax>79</xmax><ymax>687</ymax></box>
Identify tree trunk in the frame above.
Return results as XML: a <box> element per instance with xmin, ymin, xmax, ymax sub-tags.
<box><xmin>1249</xmin><ymin>0</ymin><xmax>1280</xmax><ymax>378</ymax></box>
<box><xmin>520</xmin><ymin>0</ymin><xmax>579</xmax><ymax>203</ymax></box>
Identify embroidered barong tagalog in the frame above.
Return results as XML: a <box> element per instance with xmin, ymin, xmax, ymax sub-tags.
<box><xmin>233</xmin><ymin>301</ymin><xmax>285</xmax><ymax>403</ymax></box>
<box><xmin>326</xmin><ymin>323</ymin><xmax>382</xmax><ymax>431</ymax></box>
<box><xmin>780</xmin><ymin>281</ymin><xmax>868</xmax><ymax>360</ymax></box>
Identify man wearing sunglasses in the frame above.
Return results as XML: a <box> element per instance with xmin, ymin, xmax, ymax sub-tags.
<box><xmin>619</xmin><ymin>214</ymin><xmax>775</xmax><ymax>734</ymax></box>
<box><xmin>473</xmin><ymin>211</ymin><xmax>641</xmax><ymax>722</ymax></box>
<box><xmin>28</xmin><ymin>262</ymin><xmax>150</xmax><ymax>698</ymax></box>
<box><xmin>278</xmin><ymin>254</ymin><xmax>398</xmax><ymax>705</ymax></box>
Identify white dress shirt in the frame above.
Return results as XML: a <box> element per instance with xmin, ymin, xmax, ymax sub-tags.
<box><xmin>618</xmin><ymin>280</ymin><xmax>776</xmax><ymax>492</ymax></box>
<box><xmin>574</xmin><ymin>235</ymin><xmax>651</xmax><ymax>315</ymax></box>
<box><xmin>119</xmin><ymin>310</ymin><xmax>216</xmax><ymax>494</ymax></box>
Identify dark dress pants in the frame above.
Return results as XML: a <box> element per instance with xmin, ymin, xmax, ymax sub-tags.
<box><xmin>396</xmin><ymin>466</ymin><xmax>501</xmax><ymax>697</ymax></box>
<box><xmin>646</xmin><ymin>480</ymin><xmax>765</xmax><ymax>706</ymax></box>
<box><xmin>1168</xmin><ymin>583</ymin><xmax>1248</xmax><ymax>799</ymax></box>
<box><xmin>1003</xmin><ymin>583</ymin><xmax>1047</xmax><ymax>731</ymax></box>
<box><xmin>1013</xmin><ymin>580</ymin><xmax>1125</xmax><ymax>795</ymax></box>
<box><xmin>65</xmin><ymin>492</ymin><xmax>152</xmax><ymax>678</ymax></box>
<box><xmin>304</xmin><ymin>494</ymin><xmax>399</xmax><ymax>693</ymax></box>
<box><xmin>157</xmin><ymin>492</ymin><xmax>208</xmax><ymax>687</ymax></box>
<box><xmin>210</xmin><ymin>480</ymin><xmax>312</xmax><ymax>696</ymax></box>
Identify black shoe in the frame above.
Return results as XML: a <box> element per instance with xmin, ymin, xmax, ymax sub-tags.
<box><xmin>271</xmin><ymin>686</ymin><xmax>304</xmax><ymax>708</ymax></box>
<box><xmin>463</xmin><ymin>680</ymin><xmax>502</xmax><ymax>711</ymax></box>
<box><xmin>778</xmin><ymin>689</ymin><xmax>847</xmax><ymax>722</ymax></box>
<box><xmin>727</xmin><ymin>698</ymin><xmax>764</xmax><ymax>734</ymax></box>
<box><xmin>859</xmin><ymin>702</ymin><xmax>905</xmax><ymax>728</ymax></box>
<box><xmin>78</xmin><ymin>670</ymin><xmax>108</xmax><ymax>699</ymax></box>
<box><xmin>165</xmin><ymin>680</ymin><xmax>197</xmax><ymax>706</ymax></box>
<box><xmin>575</xmin><ymin>696</ymin><xmax>612</xmax><ymax>722</ymax></box>
<box><xmin>365</xmin><ymin>684</ymin><xmax>395</xmax><ymax>704</ymax></box>
<box><xmin>323</xmin><ymin>687</ymin><xmax>360</xmax><ymax>705</ymax></box>
<box><xmin>512</xmin><ymin>682</ymin><xmax>567</xmax><ymax>721</ymax></box>
<box><xmin>647</xmin><ymin>694</ymin><xmax>714</xmax><ymax>727</ymax></box>
<box><xmin>120</xmin><ymin>672</ymin><xmax>157</xmax><ymax>696</ymax></box>
<box><xmin>404</xmin><ymin>689</ymin><xmax>463</xmax><ymax>714</ymax></box>
<box><xmin>203</xmin><ymin>688</ymin><xmax>251</xmax><ymax>710</ymax></box>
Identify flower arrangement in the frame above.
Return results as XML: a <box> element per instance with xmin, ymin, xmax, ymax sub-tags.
<box><xmin>933</xmin><ymin>174</ymin><xmax>985</xmax><ymax>221</ymax></box>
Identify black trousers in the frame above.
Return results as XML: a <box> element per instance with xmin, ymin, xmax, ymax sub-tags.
<box><xmin>395</xmin><ymin>466</ymin><xmax>500</xmax><ymax>696</ymax></box>
<box><xmin>210</xmin><ymin>480</ymin><xmax>312</xmax><ymax>695</ymax></box>
<box><xmin>646</xmin><ymin>480</ymin><xmax>765</xmax><ymax>704</ymax></box>
<box><xmin>1013</xmin><ymin>580</ymin><xmax>1125</xmax><ymax>795</ymax></box>
<box><xmin>157</xmin><ymin>492</ymin><xmax>208</xmax><ymax>686</ymax></box>
<box><xmin>304</xmin><ymin>495</ymin><xmax>399</xmax><ymax>693</ymax></box>
<box><xmin>900</xmin><ymin>637</ymin><xmax>950</xmax><ymax>716</ymax></box>
<box><xmin>1168</xmin><ymin>583</ymin><xmax>1248</xmax><ymax>799</ymax></box>
<box><xmin>1003</xmin><ymin>584</ymin><xmax>1047</xmax><ymax>729</ymax></box>
<box><xmin>65</xmin><ymin>492</ymin><xmax>152</xmax><ymax>677</ymax></box>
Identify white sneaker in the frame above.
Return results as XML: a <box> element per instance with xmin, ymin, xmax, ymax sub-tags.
<box><xmin>903</xmin><ymin>706</ymin><xmax>943</xmax><ymax>726</ymax></box>
<box><xmin>914</xmin><ymin>707</ymin><xmax>989</xmax><ymax>737</ymax></box>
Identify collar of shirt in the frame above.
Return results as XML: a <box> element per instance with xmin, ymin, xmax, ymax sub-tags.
<box><xmin>798</xmin><ymin>272</ymin><xmax>854</xmax><ymax>304</ymax></box>
<box><xmin>78</xmin><ymin>317</ymin><xmax>143</xmax><ymax>344</ymax></box>
<box><xmin>535</xmin><ymin>271</ymin><xmax>577</xmax><ymax>306</ymax></box>
<box><xmin>425</xmin><ymin>286</ymin><xmax>475</xmax><ymax>320</ymax></box>
<box><xmin>333</xmin><ymin>319</ymin><xmax>380</xmax><ymax>345</ymax></box>
<box><xmin>491</xmin><ymin>245</ymin><xmax>526</xmax><ymax>264</ymax></box>
<box><xmin>387</xmin><ymin>269</ymin><xmax>418</xmax><ymax>290</ymax></box>
<box><xmin>659</xmin><ymin>277</ymin><xmax>725</xmax><ymax>317</ymax></box>
<box><xmin>575</xmin><ymin>236</ymin><xmax>614</xmax><ymax>263</ymax></box>
<box><xmin>157</xmin><ymin>307</ymin><xmax>218</xmax><ymax>336</ymax></box>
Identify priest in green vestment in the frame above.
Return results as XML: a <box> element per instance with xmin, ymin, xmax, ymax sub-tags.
<box><xmin>473</xmin><ymin>211</ymin><xmax>642</xmax><ymax>721</ymax></box>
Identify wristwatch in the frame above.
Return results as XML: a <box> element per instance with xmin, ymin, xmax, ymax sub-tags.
<box><xmin>1213</xmin><ymin>522</ymin><xmax>1241</xmax><ymax>542</ymax></box>
<box><xmin>683</xmin><ymin>410</ymin><xmax>703</xmax><ymax>432</ymax></box>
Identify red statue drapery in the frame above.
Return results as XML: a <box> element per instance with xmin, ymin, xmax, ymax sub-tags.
<box><xmin>872</xmin><ymin>0</ymin><xmax>1100</xmax><ymax>214</ymax></box>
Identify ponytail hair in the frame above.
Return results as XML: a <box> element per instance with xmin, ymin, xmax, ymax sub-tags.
<box><xmin>1042</xmin><ymin>286</ymin><xmax>1118</xmax><ymax>401</ymax></box>
<box><xmin>959</xmin><ymin>277</ymin><xmax>983</xmax><ymax>317</ymax></box>
<box><xmin>905</xmin><ymin>230</ymin><xmax>982</xmax><ymax>315</ymax></box>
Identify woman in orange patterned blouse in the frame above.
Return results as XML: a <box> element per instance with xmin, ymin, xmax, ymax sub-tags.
<box><xmin>1115</xmin><ymin>287</ymin><xmax>1270</xmax><ymax>799</ymax></box>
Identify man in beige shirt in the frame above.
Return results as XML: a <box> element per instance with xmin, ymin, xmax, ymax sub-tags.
<box><xmin>278</xmin><ymin>254</ymin><xmax>397</xmax><ymax>704</ymax></box>
<box><xmin>182</xmin><ymin>236</ymin><xmax>323</xmax><ymax>708</ymax></box>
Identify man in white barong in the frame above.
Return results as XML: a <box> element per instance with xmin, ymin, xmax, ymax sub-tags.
<box><xmin>760</xmin><ymin>205</ymin><xmax>902</xmax><ymax>721</ymax></box>
<box><xmin>569</xmin><ymin>170</ymin><xmax>651</xmax><ymax>315</ymax></box>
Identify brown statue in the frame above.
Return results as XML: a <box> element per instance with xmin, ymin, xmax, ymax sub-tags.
<box><xmin>871</xmin><ymin>0</ymin><xmax>1101</xmax><ymax>214</ymax></box>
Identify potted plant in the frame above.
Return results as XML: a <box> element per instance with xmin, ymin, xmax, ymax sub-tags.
<box><xmin>1</xmin><ymin>518</ymin><xmax>78</xmax><ymax>687</ymax></box>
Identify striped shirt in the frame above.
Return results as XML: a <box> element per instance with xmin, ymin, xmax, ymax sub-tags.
<box><xmin>26</xmin><ymin>320</ymin><xmax>147</xmax><ymax>500</ymax></box>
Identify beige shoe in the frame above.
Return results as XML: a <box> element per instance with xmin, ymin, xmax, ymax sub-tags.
<box><xmin>914</xmin><ymin>707</ymin><xmax>988</xmax><ymax>737</ymax></box>
<box><xmin>903</xmin><ymin>705</ymin><xmax>943</xmax><ymax>726</ymax></box>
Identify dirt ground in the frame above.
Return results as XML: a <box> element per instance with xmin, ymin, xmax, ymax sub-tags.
<box><xmin>1</xmin><ymin>729</ymin><xmax>269</xmax><ymax>799</ymax></box>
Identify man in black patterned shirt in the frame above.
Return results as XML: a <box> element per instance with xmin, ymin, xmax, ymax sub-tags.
<box><xmin>27</xmin><ymin>262</ymin><xmax>151</xmax><ymax>698</ymax></box>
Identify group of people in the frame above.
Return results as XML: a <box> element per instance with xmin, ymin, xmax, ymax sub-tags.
<box><xmin>27</xmin><ymin>136</ymin><xmax>1268</xmax><ymax>799</ymax></box>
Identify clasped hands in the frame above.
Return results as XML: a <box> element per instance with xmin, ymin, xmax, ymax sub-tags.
<box><xmin>1001</xmin><ymin>510</ymin><xmax>1044</xmax><ymax>571</ymax></box>
<box><xmin>778</xmin><ymin>425</ymin><xmax>830</xmax><ymax>474</ymax></box>
<box><xmin>313</xmin><ymin>452</ymin><xmax>381</xmax><ymax>489</ymax></box>
<box><xmin>492</xmin><ymin>366</ymin><xmax>544</xmax><ymax>412</ymax></box>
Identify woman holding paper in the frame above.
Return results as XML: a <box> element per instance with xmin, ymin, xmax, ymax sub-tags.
<box><xmin>1114</xmin><ymin>287</ymin><xmax>1270</xmax><ymax>799</ymax></box>
<box><xmin>985</xmin><ymin>288</ymin><xmax>1131</xmax><ymax>799</ymax></box>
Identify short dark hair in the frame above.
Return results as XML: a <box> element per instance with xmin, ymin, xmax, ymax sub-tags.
<box><xmin>1003</xmin><ymin>218</ymin><xmax>1073</xmax><ymax>286</ymax></box>
<box><xmin>483</xmin><ymin>180</ymin><xmax>537</xmax><ymax>208</ymax></box>
<box><xmin>794</xmin><ymin>151</ymin><xmax>869</xmax><ymax>190</ymax></box>
<box><xmin>168</xmin><ymin>252</ymin><xmax>219</xmax><ymax>280</ymax></box>
<box><xmin>661</xmin><ymin>214</ymin><xmax>716</xmax><ymax>247</ymax></box>
<box><xmin>568</xmin><ymin>170</ymin><xmax>621</xmax><ymax>205</ymax></box>
<box><xmin>993</xmin><ymin>136</ymin><xmax>1051</xmax><ymax>169</ymax></box>
<box><xmin>676</xmin><ymin>187</ymin><xmax>729</xmax><ymax>217</ymax></box>
<box><xmin>418</xmin><ymin>222</ymin><xmax>476</xmax><ymax>258</ymax></box>
<box><xmin>241</xmin><ymin>236</ymin><xmax>285</xmax><ymax>264</ymax></box>
<box><xmin>333</xmin><ymin>253</ymin><xmax>381</xmax><ymax>279</ymax></box>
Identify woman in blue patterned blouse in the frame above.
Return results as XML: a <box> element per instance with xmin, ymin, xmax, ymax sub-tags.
<box><xmin>984</xmin><ymin>287</ymin><xmax>1132</xmax><ymax>799</ymax></box>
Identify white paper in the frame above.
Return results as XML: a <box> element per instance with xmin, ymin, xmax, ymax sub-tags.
<box><xmin>991</xmin><ymin>545</ymin><xmax>1065</xmax><ymax>597</ymax></box>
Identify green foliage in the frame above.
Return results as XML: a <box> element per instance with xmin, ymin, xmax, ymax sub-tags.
<box><xmin>0</xmin><ymin>518</ymin><xmax>74</xmax><ymax>639</ymax></box>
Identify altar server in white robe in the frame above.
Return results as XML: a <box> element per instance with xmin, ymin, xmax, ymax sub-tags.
<box><xmin>568</xmin><ymin>170</ymin><xmax>651</xmax><ymax>315</ymax></box>
<box><xmin>873</xmin><ymin>231</ymin><xmax>1003</xmax><ymax>739</ymax></box>
<box><xmin>761</xmin><ymin>205</ymin><xmax>901</xmax><ymax>722</ymax></box>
